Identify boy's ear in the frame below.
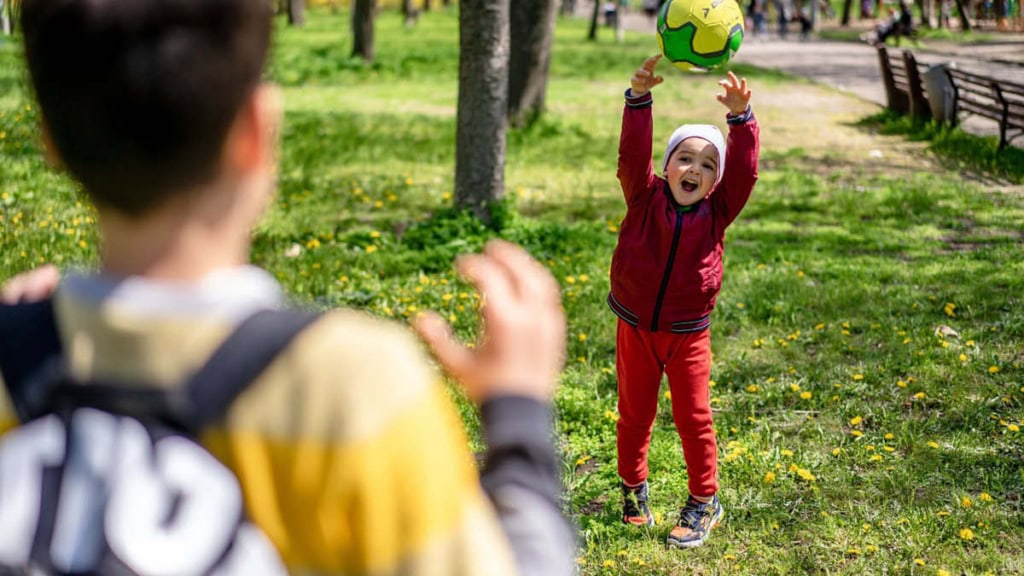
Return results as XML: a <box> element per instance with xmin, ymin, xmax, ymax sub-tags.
<box><xmin>225</xmin><ymin>83</ymin><xmax>283</xmax><ymax>174</ymax></box>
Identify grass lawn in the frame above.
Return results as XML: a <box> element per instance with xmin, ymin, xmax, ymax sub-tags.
<box><xmin>1</xmin><ymin>8</ymin><xmax>1022</xmax><ymax>575</ymax></box>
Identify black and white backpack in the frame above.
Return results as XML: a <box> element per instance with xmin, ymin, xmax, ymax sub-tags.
<box><xmin>0</xmin><ymin>300</ymin><xmax>317</xmax><ymax>575</ymax></box>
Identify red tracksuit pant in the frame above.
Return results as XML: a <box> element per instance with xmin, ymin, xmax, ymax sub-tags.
<box><xmin>615</xmin><ymin>318</ymin><xmax>718</xmax><ymax>497</ymax></box>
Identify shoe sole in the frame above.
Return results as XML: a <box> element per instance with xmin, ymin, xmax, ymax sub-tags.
<box><xmin>622</xmin><ymin>515</ymin><xmax>655</xmax><ymax>527</ymax></box>
<box><xmin>665</xmin><ymin>507</ymin><xmax>724</xmax><ymax>549</ymax></box>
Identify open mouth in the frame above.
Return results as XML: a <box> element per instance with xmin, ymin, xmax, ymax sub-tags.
<box><xmin>680</xmin><ymin>180</ymin><xmax>699</xmax><ymax>193</ymax></box>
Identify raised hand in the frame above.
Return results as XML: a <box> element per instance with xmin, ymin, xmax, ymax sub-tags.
<box><xmin>717</xmin><ymin>71</ymin><xmax>752</xmax><ymax>115</ymax></box>
<box><xmin>631</xmin><ymin>55</ymin><xmax>664</xmax><ymax>97</ymax></box>
<box><xmin>414</xmin><ymin>240</ymin><xmax>565</xmax><ymax>405</ymax></box>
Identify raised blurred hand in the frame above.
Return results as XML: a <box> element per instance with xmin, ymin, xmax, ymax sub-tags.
<box><xmin>414</xmin><ymin>240</ymin><xmax>565</xmax><ymax>404</ymax></box>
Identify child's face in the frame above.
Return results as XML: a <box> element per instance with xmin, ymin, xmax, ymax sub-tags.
<box><xmin>665</xmin><ymin>138</ymin><xmax>719</xmax><ymax>207</ymax></box>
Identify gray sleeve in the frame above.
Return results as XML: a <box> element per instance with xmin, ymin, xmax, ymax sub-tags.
<box><xmin>479</xmin><ymin>396</ymin><xmax>577</xmax><ymax>576</ymax></box>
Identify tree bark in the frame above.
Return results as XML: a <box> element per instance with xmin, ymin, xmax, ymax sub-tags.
<box><xmin>509</xmin><ymin>0</ymin><xmax>558</xmax><ymax>128</ymax></box>
<box><xmin>588</xmin><ymin>0</ymin><xmax>600</xmax><ymax>39</ymax></box>
<box><xmin>841</xmin><ymin>0</ymin><xmax>853</xmax><ymax>25</ymax></box>
<box><xmin>424</xmin><ymin>0</ymin><xmax>432</xmax><ymax>11</ymax></box>
<box><xmin>455</xmin><ymin>0</ymin><xmax>510</xmax><ymax>221</ymax></box>
<box><xmin>287</xmin><ymin>0</ymin><xmax>305</xmax><ymax>26</ymax></box>
<box><xmin>353</xmin><ymin>0</ymin><xmax>376</xmax><ymax>62</ymax></box>
<box><xmin>953</xmin><ymin>0</ymin><xmax>971</xmax><ymax>30</ymax></box>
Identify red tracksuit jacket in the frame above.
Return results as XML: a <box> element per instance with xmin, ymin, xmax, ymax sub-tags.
<box><xmin>607</xmin><ymin>90</ymin><xmax>760</xmax><ymax>333</ymax></box>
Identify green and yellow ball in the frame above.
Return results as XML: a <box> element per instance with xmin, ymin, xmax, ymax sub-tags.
<box><xmin>657</xmin><ymin>0</ymin><xmax>745</xmax><ymax>72</ymax></box>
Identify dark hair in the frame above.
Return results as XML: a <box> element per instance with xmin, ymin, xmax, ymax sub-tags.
<box><xmin>22</xmin><ymin>0</ymin><xmax>272</xmax><ymax>216</ymax></box>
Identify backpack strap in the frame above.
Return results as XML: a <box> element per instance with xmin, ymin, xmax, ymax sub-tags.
<box><xmin>0</xmin><ymin>298</ymin><xmax>61</xmax><ymax>421</ymax></box>
<box><xmin>178</xmin><ymin>308</ymin><xmax>321</xmax><ymax>431</ymax></box>
<box><xmin>3</xmin><ymin>307</ymin><xmax>320</xmax><ymax>433</ymax></box>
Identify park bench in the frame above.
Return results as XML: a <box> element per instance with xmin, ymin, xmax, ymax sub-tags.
<box><xmin>943</xmin><ymin>68</ymin><xmax>1024</xmax><ymax>149</ymax></box>
<box><xmin>876</xmin><ymin>45</ymin><xmax>930</xmax><ymax>121</ymax></box>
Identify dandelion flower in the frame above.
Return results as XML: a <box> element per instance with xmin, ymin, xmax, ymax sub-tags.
<box><xmin>849</xmin><ymin>416</ymin><xmax>863</xmax><ymax>426</ymax></box>
<box><xmin>746</xmin><ymin>384</ymin><xmax>759</xmax><ymax>393</ymax></box>
<box><xmin>988</xmin><ymin>365</ymin><xmax>1000</xmax><ymax>373</ymax></box>
<box><xmin>914</xmin><ymin>392</ymin><xmax>926</xmax><ymax>399</ymax></box>
<box><xmin>959</xmin><ymin>528</ymin><xmax>974</xmax><ymax>541</ymax></box>
<box><xmin>914</xmin><ymin>558</ymin><xmax>926</xmax><ymax>566</ymax></box>
<box><xmin>927</xmin><ymin>441</ymin><xmax>940</xmax><ymax>448</ymax></box>
<box><xmin>832</xmin><ymin>448</ymin><xmax>841</xmax><ymax>456</ymax></box>
<box><xmin>764</xmin><ymin>471</ymin><xmax>776</xmax><ymax>483</ymax></box>
<box><xmin>800</xmin><ymin>391</ymin><xmax>812</xmax><ymax>400</ymax></box>
<box><xmin>979</xmin><ymin>492</ymin><xmax>993</xmax><ymax>502</ymax></box>
<box><xmin>1008</xmin><ymin>424</ymin><xmax>1020</xmax><ymax>432</ymax></box>
<box><xmin>851</xmin><ymin>430</ymin><xmax>863</xmax><ymax>437</ymax></box>
<box><xmin>962</xmin><ymin>497</ymin><xmax>972</xmax><ymax>508</ymax></box>
<box><xmin>781</xmin><ymin>449</ymin><xmax>794</xmax><ymax>457</ymax></box>
<box><xmin>884</xmin><ymin>433</ymin><xmax>894</xmax><ymax>440</ymax></box>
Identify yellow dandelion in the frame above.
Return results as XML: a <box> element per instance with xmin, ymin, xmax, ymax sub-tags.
<box><xmin>884</xmin><ymin>433</ymin><xmax>894</xmax><ymax>440</ymax></box>
<box><xmin>914</xmin><ymin>558</ymin><xmax>926</xmax><ymax>566</ymax></box>
<box><xmin>865</xmin><ymin>445</ymin><xmax>875</xmax><ymax>451</ymax></box>
<box><xmin>938</xmin><ymin>570</ymin><xmax>952</xmax><ymax>576</ymax></box>
<box><xmin>1008</xmin><ymin>424</ymin><xmax>1020</xmax><ymax>432</ymax></box>
<box><xmin>602</xmin><ymin>559</ymin><xmax>615</xmax><ymax>568</ymax></box>
<box><xmin>959</xmin><ymin>528</ymin><xmax>974</xmax><ymax>541</ymax></box>
<box><xmin>814</xmin><ymin>323</ymin><xmax>825</xmax><ymax>330</ymax></box>
<box><xmin>853</xmin><ymin>374</ymin><xmax>864</xmax><ymax>381</ymax></box>
<box><xmin>764</xmin><ymin>471</ymin><xmax>776</xmax><ymax>483</ymax></box>
<box><xmin>927</xmin><ymin>441</ymin><xmax>940</xmax><ymax>448</ymax></box>
<box><xmin>781</xmin><ymin>449</ymin><xmax>794</xmax><ymax>457</ymax></box>
<box><xmin>736</xmin><ymin>302</ymin><xmax>746</xmax><ymax>309</ymax></box>
<box><xmin>800</xmin><ymin>391</ymin><xmax>812</xmax><ymax>399</ymax></box>
<box><xmin>870</xmin><ymin>454</ymin><xmax>883</xmax><ymax>461</ymax></box>
<box><xmin>846</xmin><ymin>548</ymin><xmax>861</xmax><ymax>556</ymax></box>
<box><xmin>578</xmin><ymin>333</ymin><xmax>587</xmax><ymax>342</ymax></box>
<box><xmin>988</xmin><ymin>365</ymin><xmax>1000</xmax><ymax>373</ymax></box>
<box><xmin>746</xmin><ymin>384</ymin><xmax>759</xmax><ymax>393</ymax></box>
<box><xmin>832</xmin><ymin>448</ymin><xmax>841</xmax><ymax>456</ymax></box>
<box><xmin>849</xmin><ymin>416</ymin><xmax>863</xmax><ymax>426</ymax></box>
<box><xmin>365</xmin><ymin>245</ymin><xmax>378</xmax><ymax>254</ymax></box>
<box><xmin>664</xmin><ymin>391</ymin><xmax>672</xmax><ymax>400</ymax></box>
<box><xmin>866</xmin><ymin>545</ymin><xmax>878</xmax><ymax>553</ymax></box>
<box><xmin>851</xmin><ymin>430</ymin><xmax>864</xmax><ymax>437</ymax></box>
<box><xmin>796</xmin><ymin>468</ymin><xmax>816</xmax><ymax>482</ymax></box>
<box><xmin>962</xmin><ymin>497</ymin><xmax>972</xmax><ymax>508</ymax></box>
<box><xmin>966</xmin><ymin>340</ymin><xmax>975</xmax><ymax>347</ymax></box>
<box><xmin>579</xmin><ymin>274</ymin><xmax>590</xmax><ymax>282</ymax></box>
<box><xmin>883</xmin><ymin>446</ymin><xmax>895</xmax><ymax>452</ymax></box>
<box><xmin>897</xmin><ymin>379</ymin><xmax>908</xmax><ymax>388</ymax></box>
<box><xmin>604</xmin><ymin>410</ymin><xmax>619</xmax><ymax>422</ymax></box>
<box><xmin>708</xmin><ymin>380</ymin><xmax>716</xmax><ymax>387</ymax></box>
<box><xmin>979</xmin><ymin>492</ymin><xmax>992</xmax><ymax>502</ymax></box>
<box><xmin>616</xmin><ymin>550</ymin><xmax>628</xmax><ymax>557</ymax></box>
<box><xmin>914</xmin><ymin>392</ymin><xmax>926</xmax><ymax>399</ymax></box>
<box><xmin>575</xmin><ymin>455</ymin><xmax>591</xmax><ymax>466</ymax></box>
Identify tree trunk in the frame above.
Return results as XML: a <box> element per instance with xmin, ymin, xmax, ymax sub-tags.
<box><xmin>353</xmin><ymin>0</ymin><xmax>376</xmax><ymax>62</ymax></box>
<box><xmin>1</xmin><ymin>1</ymin><xmax>9</xmax><ymax>37</ymax></box>
<box><xmin>455</xmin><ymin>0</ymin><xmax>510</xmax><ymax>222</ymax></box>
<box><xmin>287</xmin><ymin>0</ymin><xmax>305</xmax><ymax>26</ymax></box>
<box><xmin>954</xmin><ymin>0</ymin><xmax>971</xmax><ymax>30</ymax></box>
<box><xmin>841</xmin><ymin>0</ymin><xmax>853</xmax><ymax>24</ymax></box>
<box><xmin>424</xmin><ymin>0</ymin><xmax>432</xmax><ymax>11</ymax></box>
<box><xmin>588</xmin><ymin>0</ymin><xmax>600</xmax><ymax>39</ymax></box>
<box><xmin>509</xmin><ymin>0</ymin><xmax>558</xmax><ymax>128</ymax></box>
<box><xmin>402</xmin><ymin>0</ymin><xmax>417</xmax><ymax>26</ymax></box>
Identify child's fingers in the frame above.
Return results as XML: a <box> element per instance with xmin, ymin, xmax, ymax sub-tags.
<box><xmin>653</xmin><ymin>76</ymin><xmax>664</xmax><ymax>86</ymax></box>
<box><xmin>642</xmin><ymin>54</ymin><xmax>661</xmax><ymax>72</ymax></box>
<box><xmin>413</xmin><ymin>311</ymin><xmax>475</xmax><ymax>388</ymax></box>
<box><xmin>727</xmin><ymin>70</ymin><xmax>739</xmax><ymax>87</ymax></box>
<box><xmin>740</xmin><ymin>78</ymin><xmax>748</xmax><ymax>94</ymax></box>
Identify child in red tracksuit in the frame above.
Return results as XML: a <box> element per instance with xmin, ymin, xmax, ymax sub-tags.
<box><xmin>608</xmin><ymin>55</ymin><xmax>759</xmax><ymax>549</ymax></box>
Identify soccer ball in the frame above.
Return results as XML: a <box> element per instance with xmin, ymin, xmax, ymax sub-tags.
<box><xmin>657</xmin><ymin>0</ymin><xmax>745</xmax><ymax>72</ymax></box>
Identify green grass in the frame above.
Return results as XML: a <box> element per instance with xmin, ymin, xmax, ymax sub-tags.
<box><xmin>861</xmin><ymin>110</ymin><xmax>1024</xmax><ymax>185</ymax></box>
<box><xmin>2</xmin><ymin>8</ymin><xmax>1023</xmax><ymax>575</ymax></box>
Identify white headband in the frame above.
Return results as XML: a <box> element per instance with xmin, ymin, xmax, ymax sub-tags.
<box><xmin>662</xmin><ymin>124</ymin><xmax>726</xmax><ymax>187</ymax></box>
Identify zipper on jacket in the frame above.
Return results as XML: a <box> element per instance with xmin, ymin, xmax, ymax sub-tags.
<box><xmin>651</xmin><ymin>208</ymin><xmax>685</xmax><ymax>331</ymax></box>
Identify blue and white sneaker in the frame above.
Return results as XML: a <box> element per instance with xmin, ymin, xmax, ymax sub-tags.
<box><xmin>666</xmin><ymin>495</ymin><xmax>724</xmax><ymax>548</ymax></box>
<box><xmin>621</xmin><ymin>481</ymin><xmax>655</xmax><ymax>526</ymax></box>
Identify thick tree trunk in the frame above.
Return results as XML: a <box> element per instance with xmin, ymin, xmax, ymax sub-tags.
<box><xmin>402</xmin><ymin>0</ymin><xmax>417</xmax><ymax>26</ymax></box>
<box><xmin>287</xmin><ymin>0</ymin><xmax>305</xmax><ymax>26</ymax></box>
<box><xmin>455</xmin><ymin>0</ymin><xmax>510</xmax><ymax>221</ymax></box>
<box><xmin>588</xmin><ymin>0</ymin><xmax>601</xmax><ymax>39</ymax></box>
<box><xmin>509</xmin><ymin>0</ymin><xmax>558</xmax><ymax>128</ymax></box>
<box><xmin>954</xmin><ymin>0</ymin><xmax>971</xmax><ymax>30</ymax></box>
<box><xmin>353</xmin><ymin>0</ymin><xmax>376</xmax><ymax>62</ymax></box>
<box><xmin>841</xmin><ymin>0</ymin><xmax>853</xmax><ymax>25</ymax></box>
<box><xmin>288</xmin><ymin>0</ymin><xmax>303</xmax><ymax>26</ymax></box>
<box><xmin>424</xmin><ymin>0</ymin><xmax>432</xmax><ymax>11</ymax></box>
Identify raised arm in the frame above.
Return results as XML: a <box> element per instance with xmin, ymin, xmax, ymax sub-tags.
<box><xmin>618</xmin><ymin>55</ymin><xmax>662</xmax><ymax>207</ymax></box>
<box><xmin>415</xmin><ymin>240</ymin><xmax>575</xmax><ymax>576</ymax></box>
<box><xmin>713</xmin><ymin>72</ymin><xmax>760</xmax><ymax>228</ymax></box>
